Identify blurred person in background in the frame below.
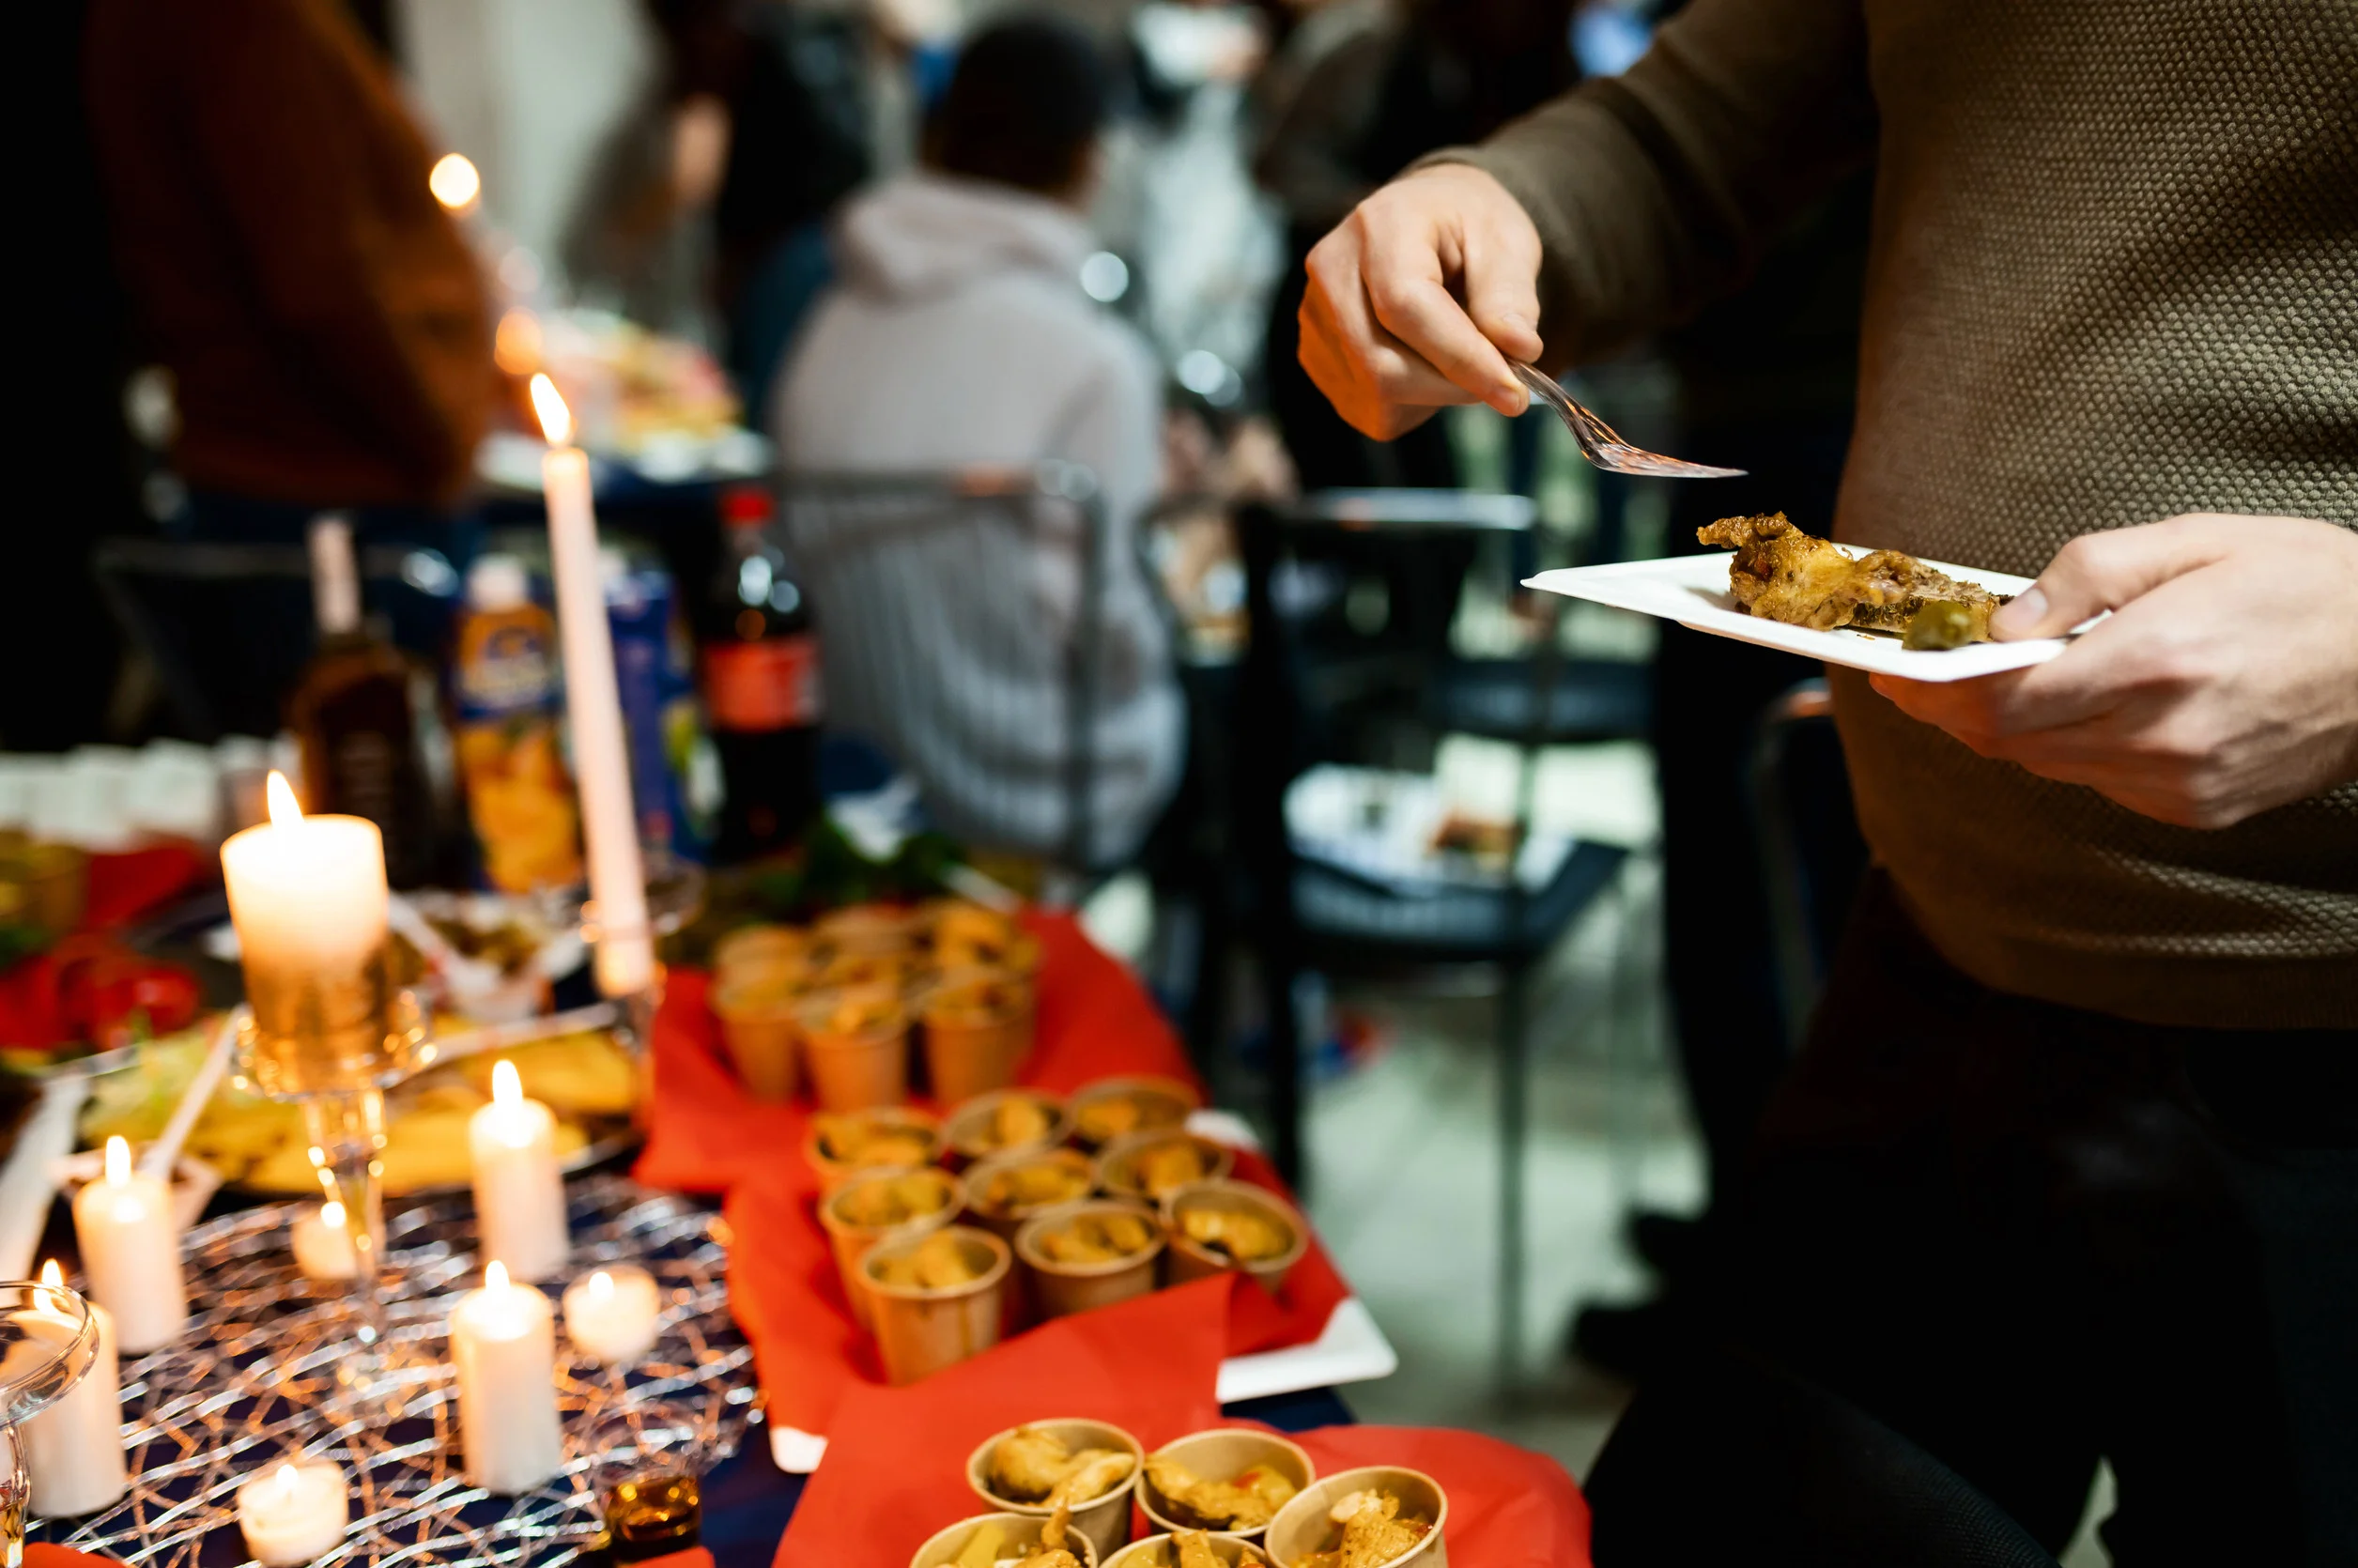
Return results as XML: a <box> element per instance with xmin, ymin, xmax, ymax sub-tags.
<box><xmin>563</xmin><ymin>0</ymin><xmax>743</xmax><ymax>348</ymax></box>
<box><xmin>772</xmin><ymin>14</ymin><xmax>1184</xmax><ymax>866</ymax></box>
<box><xmin>85</xmin><ymin>0</ymin><xmax>493</xmax><ymax>735</ymax></box>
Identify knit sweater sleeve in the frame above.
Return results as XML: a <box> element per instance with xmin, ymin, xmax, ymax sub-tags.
<box><xmin>1426</xmin><ymin>0</ymin><xmax>1879</xmax><ymax>369</ymax></box>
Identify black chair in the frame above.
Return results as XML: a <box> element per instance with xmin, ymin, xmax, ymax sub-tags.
<box><xmin>1586</xmin><ymin>1345</ymin><xmax>2064</xmax><ymax>1567</ymax></box>
<box><xmin>1231</xmin><ymin>490</ymin><xmax>1636</xmax><ymax>1387</ymax></box>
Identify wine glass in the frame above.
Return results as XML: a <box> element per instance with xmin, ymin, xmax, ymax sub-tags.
<box><xmin>0</xmin><ymin>1280</ymin><xmax>100</xmax><ymax>1568</ymax></box>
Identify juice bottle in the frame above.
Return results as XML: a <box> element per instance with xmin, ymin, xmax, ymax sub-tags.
<box><xmin>452</xmin><ymin>554</ymin><xmax>582</xmax><ymax>893</ymax></box>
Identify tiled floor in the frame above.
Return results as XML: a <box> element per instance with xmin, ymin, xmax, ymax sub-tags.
<box><xmin>1292</xmin><ymin>831</ymin><xmax>2117</xmax><ymax>1563</ymax></box>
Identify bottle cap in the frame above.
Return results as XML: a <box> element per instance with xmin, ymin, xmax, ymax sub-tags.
<box><xmin>719</xmin><ymin>485</ymin><xmax>775</xmax><ymax>528</ymax></box>
<box><xmin>467</xmin><ymin>553</ymin><xmax>532</xmax><ymax>611</ymax></box>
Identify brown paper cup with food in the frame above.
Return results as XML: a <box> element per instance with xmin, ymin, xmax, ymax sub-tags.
<box><xmin>710</xmin><ymin>978</ymin><xmax>805</xmax><ymax>1102</ymax></box>
<box><xmin>923</xmin><ymin>977</ymin><xmax>1036</xmax><ymax>1104</ymax></box>
<box><xmin>802</xmin><ymin>988</ymin><xmax>912</xmax><ymax>1113</ymax></box>
<box><xmin>1014</xmin><ymin>1199</ymin><xmax>1166</xmax><ymax>1319</ymax></box>
<box><xmin>1139</xmin><ymin>1429</ymin><xmax>1318</xmax><ymax>1542</ymax></box>
<box><xmin>1104</xmin><ymin>1535</ymin><xmax>1271</xmax><ymax>1568</ymax></box>
<box><xmin>1096</xmin><ymin>1130</ymin><xmax>1237</xmax><ymax>1205</ymax></box>
<box><xmin>804</xmin><ymin>1107</ymin><xmax>943</xmax><ymax>1195</ymax></box>
<box><xmin>963</xmin><ymin>1147</ymin><xmax>1100</xmax><ymax>1240</ymax></box>
<box><xmin>819</xmin><ymin>1166</ymin><xmax>964</xmax><ymax>1330</ymax></box>
<box><xmin>968</xmin><ymin>1419</ymin><xmax>1146</xmax><ymax>1561</ymax></box>
<box><xmin>815</xmin><ymin>902</ymin><xmax>921</xmax><ymax>957</ymax></box>
<box><xmin>1161</xmin><ymin>1180</ymin><xmax>1310</xmax><ymax>1297</ymax></box>
<box><xmin>1067</xmin><ymin>1077</ymin><xmax>1202</xmax><ymax>1152</ymax></box>
<box><xmin>910</xmin><ymin>1514</ymin><xmax>1099</xmax><ymax>1568</ymax></box>
<box><xmin>944</xmin><ymin>1089</ymin><xmax>1069</xmax><ymax>1167</ymax></box>
<box><xmin>712</xmin><ymin>923</ymin><xmax>809</xmax><ymax>984</ymax></box>
<box><xmin>861</xmin><ymin>1225</ymin><xmax>1010</xmax><ymax>1386</ymax></box>
<box><xmin>1265</xmin><ymin>1468</ymin><xmax>1448</xmax><ymax>1568</ymax></box>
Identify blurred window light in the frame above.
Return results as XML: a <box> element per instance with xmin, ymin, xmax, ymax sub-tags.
<box><xmin>1574</xmin><ymin>3</ymin><xmax>1654</xmax><ymax>77</ymax></box>
<box><xmin>428</xmin><ymin>152</ymin><xmax>482</xmax><ymax>213</ymax></box>
<box><xmin>493</xmin><ymin>310</ymin><xmax>543</xmax><ymax>377</ymax></box>
<box><xmin>1177</xmin><ymin>348</ymin><xmax>1242</xmax><ymax>408</ymax></box>
<box><xmin>1079</xmin><ymin>251</ymin><xmax>1131</xmax><ymax>303</ymax></box>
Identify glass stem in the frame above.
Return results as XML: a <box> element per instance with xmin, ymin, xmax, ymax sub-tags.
<box><xmin>2</xmin><ymin>1421</ymin><xmax>24</xmax><ymax>1568</ymax></box>
<box><xmin>302</xmin><ymin>1089</ymin><xmax>391</xmax><ymax>1375</ymax></box>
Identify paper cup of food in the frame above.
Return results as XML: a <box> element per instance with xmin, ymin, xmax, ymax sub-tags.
<box><xmin>963</xmin><ymin>1147</ymin><xmax>1100</xmax><ymax>1241</ymax></box>
<box><xmin>712</xmin><ymin>923</ymin><xmax>809</xmax><ymax>984</ymax></box>
<box><xmin>968</xmin><ymin>1420</ymin><xmax>1147</xmax><ymax>1561</ymax></box>
<box><xmin>923</xmin><ymin>976</ymin><xmax>1036</xmax><ymax>1104</ymax></box>
<box><xmin>1161</xmin><ymin>1181</ymin><xmax>1309</xmax><ymax>1297</ymax></box>
<box><xmin>815</xmin><ymin>902</ymin><xmax>920</xmax><ymax>957</ymax></box>
<box><xmin>929</xmin><ymin>901</ymin><xmax>1037</xmax><ymax>972</ymax></box>
<box><xmin>1096</xmin><ymin>1130</ymin><xmax>1236</xmax><ymax>1205</ymax></box>
<box><xmin>910</xmin><ymin>1512</ymin><xmax>1102</xmax><ymax>1568</ymax></box>
<box><xmin>819</xmin><ymin>1165</ymin><xmax>964</xmax><ymax>1330</ymax></box>
<box><xmin>1264</xmin><ymin>1468</ymin><xmax>1447</xmax><ymax>1568</ymax></box>
<box><xmin>1104</xmin><ymin>1534</ymin><xmax>1271</xmax><ymax>1568</ymax></box>
<box><xmin>820</xmin><ymin>948</ymin><xmax>919</xmax><ymax>994</ymax></box>
<box><xmin>801</xmin><ymin>987</ymin><xmax>913</xmax><ymax>1112</ymax></box>
<box><xmin>1014</xmin><ymin>1199</ymin><xmax>1166</xmax><ymax>1319</ymax></box>
<box><xmin>1067</xmin><ymin>1077</ymin><xmax>1201</xmax><ymax>1152</ymax></box>
<box><xmin>861</xmin><ymin>1224</ymin><xmax>1010</xmax><ymax>1386</ymax></box>
<box><xmin>710</xmin><ymin>969</ymin><xmax>811</xmax><ymax>1102</ymax></box>
<box><xmin>946</xmin><ymin>1089</ymin><xmax>1069</xmax><ymax>1166</ymax></box>
<box><xmin>805</xmin><ymin>1107</ymin><xmax>943</xmax><ymax>1194</ymax></box>
<box><xmin>1139</xmin><ymin>1429</ymin><xmax>1316</xmax><ymax>1542</ymax></box>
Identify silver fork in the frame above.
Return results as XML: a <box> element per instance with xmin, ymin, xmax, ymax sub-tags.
<box><xmin>1512</xmin><ymin>361</ymin><xmax>1746</xmax><ymax>478</ymax></box>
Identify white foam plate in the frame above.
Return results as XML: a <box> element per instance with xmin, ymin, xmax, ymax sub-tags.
<box><xmin>765</xmin><ymin>1109</ymin><xmax>1398</xmax><ymax>1473</ymax></box>
<box><xmin>1524</xmin><ymin>551</ymin><xmax>2070</xmax><ymax>682</ymax></box>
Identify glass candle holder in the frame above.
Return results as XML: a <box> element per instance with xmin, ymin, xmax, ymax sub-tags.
<box><xmin>0</xmin><ymin>1279</ymin><xmax>100</xmax><ymax>1568</ymax></box>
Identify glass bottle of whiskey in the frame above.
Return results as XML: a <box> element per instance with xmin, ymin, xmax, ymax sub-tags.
<box><xmin>289</xmin><ymin>515</ymin><xmax>437</xmax><ymax>887</ymax></box>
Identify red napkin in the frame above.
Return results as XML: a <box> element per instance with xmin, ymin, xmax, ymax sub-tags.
<box><xmin>24</xmin><ymin>1550</ymin><xmax>116</xmax><ymax>1568</ymax></box>
<box><xmin>82</xmin><ymin>842</ymin><xmax>204</xmax><ymax>929</ymax></box>
<box><xmin>636</xmin><ymin>912</ymin><xmax>1199</xmax><ymax>1194</ymax></box>
<box><xmin>774</xmin><ymin>1276</ymin><xmax>1235</xmax><ymax>1565</ymax></box>
<box><xmin>722</xmin><ymin>1132</ymin><xmax>1348</xmax><ymax>1437</ymax></box>
<box><xmin>1294</xmin><ymin>1426</ymin><xmax>1595</xmax><ymax>1568</ymax></box>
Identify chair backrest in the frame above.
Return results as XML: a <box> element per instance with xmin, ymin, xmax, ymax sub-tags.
<box><xmin>1585</xmin><ymin>1345</ymin><xmax>2065</xmax><ymax>1568</ymax></box>
<box><xmin>778</xmin><ymin>464</ymin><xmax>1165</xmax><ymax>873</ymax></box>
<box><xmin>93</xmin><ymin>536</ymin><xmax>461</xmax><ymax>741</ymax></box>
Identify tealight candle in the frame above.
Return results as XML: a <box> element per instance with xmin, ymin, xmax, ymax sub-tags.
<box><xmin>235</xmin><ymin>1460</ymin><xmax>349</xmax><ymax>1566</ymax></box>
<box><xmin>562</xmin><ymin>1266</ymin><xmax>661</xmax><ymax>1364</ymax></box>
<box><xmin>451</xmin><ymin>1261</ymin><xmax>563</xmax><ymax>1494</ymax></box>
<box><xmin>469</xmin><ymin>1060</ymin><xmax>570</xmax><ymax>1282</ymax></box>
<box><xmin>21</xmin><ymin>1261</ymin><xmax>129</xmax><ymax>1518</ymax></box>
<box><xmin>70</xmin><ymin>1134</ymin><xmax>188</xmax><ymax>1353</ymax></box>
<box><xmin>291</xmin><ymin>1201</ymin><xmax>359</xmax><ymax>1282</ymax></box>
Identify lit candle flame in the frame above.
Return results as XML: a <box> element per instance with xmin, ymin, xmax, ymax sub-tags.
<box><xmin>428</xmin><ymin>152</ymin><xmax>481</xmax><ymax>212</ymax></box>
<box><xmin>529</xmin><ymin>374</ymin><xmax>572</xmax><ymax>447</ymax></box>
<box><xmin>492</xmin><ymin>1058</ymin><xmax>524</xmax><ymax>1109</ymax></box>
<box><xmin>321</xmin><ymin>1201</ymin><xmax>347</xmax><ymax>1228</ymax></box>
<box><xmin>266</xmin><ymin>769</ymin><xmax>303</xmax><ymax>828</ymax></box>
<box><xmin>485</xmin><ymin>1259</ymin><xmax>512</xmax><ymax>1293</ymax></box>
<box><xmin>104</xmin><ymin>1135</ymin><xmax>131</xmax><ymax>1186</ymax></box>
<box><xmin>272</xmin><ymin>1462</ymin><xmax>301</xmax><ymax>1501</ymax></box>
<box><xmin>588</xmin><ymin>1270</ymin><xmax>613</xmax><ymax>1301</ymax></box>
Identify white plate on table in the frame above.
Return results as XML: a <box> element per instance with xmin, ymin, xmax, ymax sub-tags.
<box><xmin>767</xmin><ymin>1109</ymin><xmax>1398</xmax><ymax>1473</ymax></box>
<box><xmin>1524</xmin><ymin>551</ymin><xmax>2072</xmax><ymax>683</ymax></box>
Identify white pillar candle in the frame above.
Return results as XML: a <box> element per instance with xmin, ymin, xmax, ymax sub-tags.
<box><xmin>221</xmin><ymin>772</ymin><xmax>391</xmax><ymax>978</ymax></box>
<box><xmin>21</xmin><ymin>1261</ymin><xmax>129</xmax><ymax>1518</ymax></box>
<box><xmin>291</xmin><ymin>1202</ymin><xmax>359</xmax><ymax>1282</ymax></box>
<box><xmin>532</xmin><ymin>375</ymin><xmax>655</xmax><ymax>1000</ymax></box>
<box><xmin>451</xmin><ymin>1261</ymin><xmax>563</xmax><ymax>1494</ymax></box>
<box><xmin>469</xmin><ymin>1060</ymin><xmax>570</xmax><ymax>1282</ymax></box>
<box><xmin>561</xmin><ymin>1265</ymin><xmax>660</xmax><ymax>1364</ymax></box>
<box><xmin>235</xmin><ymin>1460</ymin><xmax>349</xmax><ymax>1566</ymax></box>
<box><xmin>70</xmin><ymin>1135</ymin><xmax>188</xmax><ymax>1353</ymax></box>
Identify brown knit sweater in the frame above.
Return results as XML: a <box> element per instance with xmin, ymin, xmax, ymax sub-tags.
<box><xmin>86</xmin><ymin>0</ymin><xmax>492</xmax><ymax>506</ymax></box>
<box><xmin>1448</xmin><ymin>0</ymin><xmax>2358</xmax><ymax>1028</ymax></box>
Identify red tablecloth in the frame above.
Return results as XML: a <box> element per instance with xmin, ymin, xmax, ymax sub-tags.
<box><xmin>634</xmin><ymin>912</ymin><xmax>1350</xmax><ymax>1437</ymax></box>
<box><xmin>776</xmin><ymin>1274</ymin><xmax>1594</xmax><ymax>1567</ymax></box>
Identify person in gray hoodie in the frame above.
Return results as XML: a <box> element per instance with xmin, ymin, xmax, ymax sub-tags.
<box><xmin>772</xmin><ymin>16</ymin><xmax>1183</xmax><ymax>867</ymax></box>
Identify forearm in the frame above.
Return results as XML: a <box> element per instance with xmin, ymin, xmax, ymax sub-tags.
<box><xmin>1426</xmin><ymin>0</ymin><xmax>1876</xmax><ymax>368</ymax></box>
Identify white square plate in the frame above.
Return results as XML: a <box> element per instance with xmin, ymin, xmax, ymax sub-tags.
<box><xmin>1523</xmin><ymin>551</ymin><xmax>2068</xmax><ymax>683</ymax></box>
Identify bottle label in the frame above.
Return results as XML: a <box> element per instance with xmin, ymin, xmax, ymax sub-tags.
<box><xmin>456</xmin><ymin>622</ymin><xmax>558</xmax><ymax>719</ymax></box>
<box><xmin>703</xmin><ymin>636</ymin><xmax>824</xmax><ymax>731</ymax></box>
